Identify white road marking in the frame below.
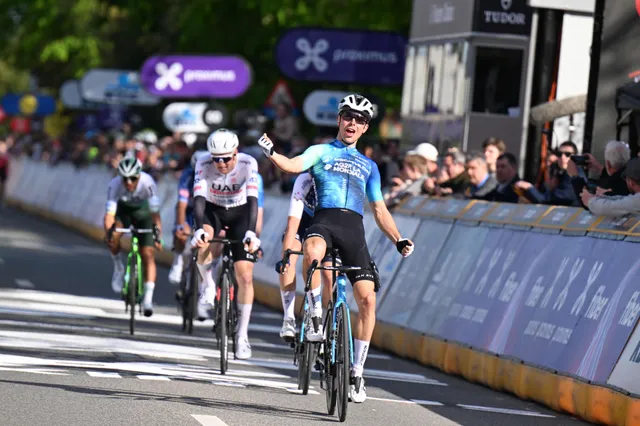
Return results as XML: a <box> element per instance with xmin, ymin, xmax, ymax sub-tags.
<box><xmin>236</xmin><ymin>356</ymin><xmax>447</xmax><ymax>386</ymax></box>
<box><xmin>211</xmin><ymin>382</ymin><xmax>245</xmax><ymax>388</ymax></box>
<box><xmin>286</xmin><ymin>388</ymin><xmax>320</xmax><ymax>395</ymax></box>
<box><xmin>191</xmin><ymin>415</ymin><xmax>228</xmax><ymax>426</ymax></box>
<box><xmin>15</xmin><ymin>279</ymin><xmax>35</xmax><ymax>289</ymax></box>
<box><xmin>137</xmin><ymin>375</ymin><xmax>170</xmax><ymax>381</ymax></box>
<box><xmin>367</xmin><ymin>396</ymin><xmax>421</xmax><ymax>404</ymax></box>
<box><xmin>86</xmin><ymin>371</ymin><xmax>122</xmax><ymax>378</ymax></box>
<box><xmin>411</xmin><ymin>399</ymin><xmax>445</xmax><ymax>406</ymax></box>
<box><xmin>457</xmin><ymin>404</ymin><xmax>555</xmax><ymax>418</ymax></box>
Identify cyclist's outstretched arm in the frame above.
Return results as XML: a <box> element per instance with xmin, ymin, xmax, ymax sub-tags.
<box><xmin>104</xmin><ymin>179</ymin><xmax>118</xmax><ymax>233</ymax></box>
<box><xmin>258</xmin><ymin>134</ymin><xmax>326</xmax><ymax>174</ymax></box>
<box><xmin>370</xmin><ymin>200</ymin><xmax>401</xmax><ymax>244</ymax></box>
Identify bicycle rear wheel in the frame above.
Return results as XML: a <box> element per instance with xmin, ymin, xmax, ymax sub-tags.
<box><xmin>297</xmin><ymin>312</ymin><xmax>314</xmax><ymax>395</ymax></box>
<box><xmin>187</xmin><ymin>259</ymin><xmax>199</xmax><ymax>335</ymax></box>
<box><xmin>324</xmin><ymin>302</ymin><xmax>337</xmax><ymax>415</ymax></box>
<box><xmin>336</xmin><ymin>303</ymin><xmax>350</xmax><ymax>422</ymax></box>
<box><xmin>128</xmin><ymin>256</ymin><xmax>138</xmax><ymax>336</ymax></box>
<box><xmin>219</xmin><ymin>272</ymin><xmax>229</xmax><ymax>375</ymax></box>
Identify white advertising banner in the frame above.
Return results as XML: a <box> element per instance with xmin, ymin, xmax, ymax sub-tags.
<box><xmin>80</xmin><ymin>69</ymin><xmax>160</xmax><ymax>106</ymax></box>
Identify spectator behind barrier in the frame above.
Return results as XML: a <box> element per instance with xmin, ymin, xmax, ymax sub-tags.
<box><xmin>408</xmin><ymin>142</ymin><xmax>439</xmax><ymax>178</ymax></box>
<box><xmin>581</xmin><ymin>157</ymin><xmax>640</xmax><ymax>216</ymax></box>
<box><xmin>384</xmin><ymin>154</ymin><xmax>429</xmax><ymax>208</ymax></box>
<box><xmin>482</xmin><ymin>137</ymin><xmax>506</xmax><ymax>177</ymax></box>
<box><xmin>515</xmin><ymin>162</ymin><xmax>576</xmax><ymax>206</ymax></box>
<box><xmin>484</xmin><ymin>152</ymin><xmax>522</xmax><ymax>203</ymax></box>
<box><xmin>428</xmin><ymin>151</ymin><xmax>469</xmax><ymax>197</ymax></box>
<box><xmin>569</xmin><ymin>141</ymin><xmax>631</xmax><ymax>205</ymax></box>
<box><xmin>464</xmin><ymin>152</ymin><xmax>497</xmax><ymax>200</ymax></box>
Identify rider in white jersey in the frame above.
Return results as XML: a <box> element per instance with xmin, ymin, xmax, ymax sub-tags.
<box><xmin>104</xmin><ymin>157</ymin><xmax>162</xmax><ymax>317</ymax></box>
<box><xmin>276</xmin><ymin>172</ymin><xmax>337</xmax><ymax>342</ymax></box>
<box><xmin>191</xmin><ymin>128</ymin><xmax>261</xmax><ymax>360</ymax></box>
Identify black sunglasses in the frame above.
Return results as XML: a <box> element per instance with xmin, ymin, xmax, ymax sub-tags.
<box><xmin>212</xmin><ymin>154</ymin><xmax>236</xmax><ymax>164</ymax></box>
<box><xmin>123</xmin><ymin>176</ymin><xmax>139</xmax><ymax>183</ymax></box>
<box><xmin>341</xmin><ymin>111</ymin><xmax>368</xmax><ymax>125</ymax></box>
<box><xmin>559</xmin><ymin>151</ymin><xmax>574</xmax><ymax>157</ymax></box>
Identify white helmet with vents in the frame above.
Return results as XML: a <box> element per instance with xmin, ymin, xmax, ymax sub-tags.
<box><xmin>206</xmin><ymin>128</ymin><xmax>239</xmax><ymax>156</ymax></box>
<box><xmin>117</xmin><ymin>156</ymin><xmax>142</xmax><ymax>177</ymax></box>
<box><xmin>338</xmin><ymin>94</ymin><xmax>374</xmax><ymax>121</ymax></box>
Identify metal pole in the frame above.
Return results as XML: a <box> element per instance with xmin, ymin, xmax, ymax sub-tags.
<box><xmin>519</xmin><ymin>9</ymin><xmax>539</xmax><ymax>178</ymax></box>
<box><xmin>582</xmin><ymin>0</ymin><xmax>606</xmax><ymax>154</ymax></box>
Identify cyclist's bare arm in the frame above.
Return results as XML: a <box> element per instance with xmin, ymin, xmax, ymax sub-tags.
<box><xmin>370</xmin><ymin>200</ymin><xmax>402</xmax><ymax>244</ymax></box>
<box><xmin>257</xmin><ymin>208</ymin><xmax>264</xmax><ymax>237</ymax></box>
<box><xmin>268</xmin><ymin>153</ymin><xmax>305</xmax><ymax>174</ymax></box>
<box><xmin>175</xmin><ymin>200</ymin><xmax>187</xmax><ymax>228</ymax></box>
<box><xmin>104</xmin><ymin>213</ymin><xmax>115</xmax><ymax>234</ymax></box>
<box><xmin>282</xmin><ymin>216</ymin><xmax>302</xmax><ymax>256</ymax></box>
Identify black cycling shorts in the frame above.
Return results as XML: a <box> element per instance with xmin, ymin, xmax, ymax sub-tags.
<box><xmin>281</xmin><ymin>212</ymin><xmax>341</xmax><ymax>264</ymax></box>
<box><xmin>203</xmin><ymin>202</ymin><xmax>256</xmax><ymax>263</ymax></box>
<box><xmin>304</xmin><ymin>208</ymin><xmax>373</xmax><ymax>285</ymax></box>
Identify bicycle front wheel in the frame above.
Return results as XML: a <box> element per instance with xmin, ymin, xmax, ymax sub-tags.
<box><xmin>336</xmin><ymin>303</ymin><xmax>350</xmax><ymax>422</ymax></box>
<box><xmin>219</xmin><ymin>272</ymin><xmax>229</xmax><ymax>375</ymax></box>
<box><xmin>187</xmin><ymin>259</ymin><xmax>199</xmax><ymax>335</ymax></box>
<box><xmin>324</xmin><ymin>302</ymin><xmax>337</xmax><ymax>415</ymax></box>
<box><xmin>298</xmin><ymin>312</ymin><xmax>314</xmax><ymax>395</ymax></box>
<box><xmin>128</xmin><ymin>256</ymin><xmax>138</xmax><ymax>336</ymax></box>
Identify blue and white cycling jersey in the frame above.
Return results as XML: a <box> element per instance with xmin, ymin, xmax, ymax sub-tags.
<box><xmin>299</xmin><ymin>139</ymin><xmax>383</xmax><ymax>216</ymax></box>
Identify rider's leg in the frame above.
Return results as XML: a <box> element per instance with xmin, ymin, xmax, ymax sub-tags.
<box><xmin>302</xmin><ymin>235</ymin><xmax>327</xmax><ymax>341</ymax></box>
<box><xmin>140</xmin><ymin>245</ymin><xmax>156</xmax><ymax>317</ymax></box>
<box><xmin>235</xmin><ymin>259</ymin><xmax>255</xmax><ymax>359</ymax></box>
<box><xmin>108</xmin><ymin>221</ymin><xmax>124</xmax><ymax>293</ymax></box>
<box><xmin>350</xmin><ymin>278</ymin><xmax>376</xmax><ymax>401</ymax></box>
<box><xmin>169</xmin><ymin>230</ymin><xmax>186</xmax><ymax>284</ymax></box>
<box><xmin>196</xmin><ymin>224</ymin><xmax>217</xmax><ymax>320</ymax></box>
<box><xmin>280</xmin><ymin>238</ymin><xmax>301</xmax><ymax>321</ymax></box>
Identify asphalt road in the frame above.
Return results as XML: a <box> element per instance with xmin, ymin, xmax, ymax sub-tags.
<box><xmin>0</xmin><ymin>206</ymin><xmax>593</xmax><ymax>426</ymax></box>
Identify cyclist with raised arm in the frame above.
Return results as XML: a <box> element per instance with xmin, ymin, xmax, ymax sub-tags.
<box><xmin>259</xmin><ymin>94</ymin><xmax>414</xmax><ymax>403</ymax></box>
<box><xmin>276</xmin><ymin>172</ymin><xmax>337</xmax><ymax>342</ymax></box>
<box><xmin>104</xmin><ymin>157</ymin><xmax>162</xmax><ymax>317</ymax></box>
<box><xmin>191</xmin><ymin>128</ymin><xmax>261</xmax><ymax>360</ymax></box>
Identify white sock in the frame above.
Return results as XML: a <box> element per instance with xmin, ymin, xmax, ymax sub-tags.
<box><xmin>111</xmin><ymin>252</ymin><xmax>123</xmax><ymax>270</ymax></box>
<box><xmin>171</xmin><ymin>252</ymin><xmax>184</xmax><ymax>269</ymax></box>
<box><xmin>281</xmin><ymin>290</ymin><xmax>295</xmax><ymax>321</ymax></box>
<box><xmin>143</xmin><ymin>282</ymin><xmax>155</xmax><ymax>305</ymax></box>
<box><xmin>237</xmin><ymin>303</ymin><xmax>252</xmax><ymax>339</ymax></box>
<box><xmin>196</xmin><ymin>262</ymin><xmax>216</xmax><ymax>294</ymax></box>
<box><xmin>306</xmin><ymin>286</ymin><xmax>322</xmax><ymax>317</ymax></box>
<box><xmin>352</xmin><ymin>339</ymin><xmax>370</xmax><ymax>377</ymax></box>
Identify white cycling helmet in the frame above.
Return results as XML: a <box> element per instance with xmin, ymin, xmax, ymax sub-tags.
<box><xmin>338</xmin><ymin>94</ymin><xmax>374</xmax><ymax>121</ymax></box>
<box><xmin>191</xmin><ymin>150</ymin><xmax>209</xmax><ymax>169</ymax></box>
<box><xmin>134</xmin><ymin>129</ymin><xmax>158</xmax><ymax>144</ymax></box>
<box><xmin>206</xmin><ymin>128</ymin><xmax>239</xmax><ymax>156</ymax></box>
<box><xmin>117</xmin><ymin>156</ymin><xmax>142</xmax><ymax>178</ymax></box>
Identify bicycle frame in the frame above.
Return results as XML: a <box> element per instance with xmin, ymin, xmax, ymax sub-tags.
<box><xmin>123</xmin><ymin>234</ymin><xmax>143</xmax><ymax>301</ymax></box>
<box><xmin>329</xmin><ymin>263</ymin><xmax>354</xmax><ymax>368</ymax></box>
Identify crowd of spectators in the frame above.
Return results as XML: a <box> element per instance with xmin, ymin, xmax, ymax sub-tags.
<box><xmin>383</xmin><ymin>136</ymin><xmax>640</xmax><ymax>219</ymax></box>
<box><xmin>3</xmin><ymin>103</ymin><xmax>640</xmax><ymax>220</ymax></box>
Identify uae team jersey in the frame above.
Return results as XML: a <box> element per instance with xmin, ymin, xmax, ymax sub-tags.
<box><xmin>299</xmin><ymin>140</ymin><xmax>383</xmax><ymax>216</ymax></box>
<box><xmin>193</xmin><ymin>152</ymin><xmax>260</xmax><ymax>209</ymax></box>
<box><xmin>179</xmin><ymin>164</ymin><xmax>264</xmax><ymax>209</ymax></box>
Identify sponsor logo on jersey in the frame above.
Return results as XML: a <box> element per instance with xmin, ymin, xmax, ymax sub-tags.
<box><xmin>179</xmin><ymin>188</ymin><xmax>190</xmax><ymax>198</ymax></box>
<box><xmin>194</xmin><ymin>185</ymin><xmax>202</xmax><ymax>191</ymax></box>
<box><xmin>211</xmin><ymin>183</ymin><xmax>243</xmax><ymax>192</ymax></box>
<box><xmin>331</xmin><ymin>161</ymin><xmax>365</xmax><ymax>179</ymax></box>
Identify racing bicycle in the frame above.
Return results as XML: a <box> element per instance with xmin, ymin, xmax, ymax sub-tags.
<box><xmin>108</xmin><ymin>224</ymin><xmax>160</xmax><ymax>336</ymax></box>
<box><xmin>306</xmin><ymin>248</ymin><xmax>380</xmax><ymax>423</ymax></box>
<box><xmin>209</xmin><ymin>236</ymin><xmax>243</xmax><ymax>375</ymax></box>
<box><xmin>277</xmin><ymin>249</ymin><xmax>316</xmax><ymax>395</ymax></box>
<box><xmin>177</xmin><ymin>246</ymin><xmax>200</xmax><ymax>335</ymax></box>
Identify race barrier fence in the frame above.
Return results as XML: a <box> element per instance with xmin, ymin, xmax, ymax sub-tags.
<box><xmin>5</xmin><ymin>156</ymin><xmax>640</xmax><ymax>425</ymax></box>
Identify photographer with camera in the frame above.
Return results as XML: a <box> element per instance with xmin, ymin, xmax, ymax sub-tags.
<box><xmin>581</xmin><ymin>157</ymin><xmax>640</xmax><ymax>216</ymax></box>
<box><xmin>567</xmin><ymin>140</ymin><xmax>630</xmax><ymax>208</ymax></box>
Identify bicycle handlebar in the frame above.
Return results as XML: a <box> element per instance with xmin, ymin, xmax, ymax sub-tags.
<box><xmin>281</xmin><ymin>249</ymin><xmax>304</xmax><ymax>266</ymax></box>
<box><xmin>114</xmin><ymin>227</ymin><xmax>154</xmax><ymax>234</ymax></box>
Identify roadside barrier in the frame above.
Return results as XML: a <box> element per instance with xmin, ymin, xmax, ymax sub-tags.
<box><xmin>6</xmin><ymin>156</ymin><xmax>640</xmax><ymax>425</ymax></box>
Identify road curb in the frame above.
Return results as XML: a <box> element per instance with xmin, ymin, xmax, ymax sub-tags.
<box><xmin>7</xmin><ymin>197</ymin><xmax>639</xmax><ymax>426</ymax></box>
